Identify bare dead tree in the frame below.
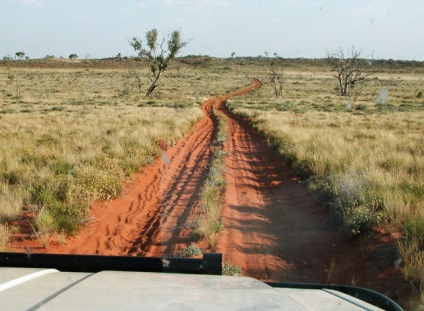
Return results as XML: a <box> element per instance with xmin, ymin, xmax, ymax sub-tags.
<box><xmin>121</xmin><ymin>68</ymin><xmax>144</xmax><ymax>95</ymax></box>
<box><xmin>327</xmin><ymin>47</ymin><xmax>372</xmax><ymax>107</ymax></box>
<box><xmin>269</xmin><ymin>61</ymin><xmax>284</xmax><ymax>97</ymax></box>
<box><xmin>130</xmin><ymin>28</ymin><xmax>189</xmax><ymax>97</ymax></box>
<box><xmin>130</xmin><ymin>69</ymin><xmax>143</xmax><ymax>94</ymax></box>
<box><xmin>122</xmin><ymin>73</ymin><xmax>130</xmax><ymax>95</ymax></box>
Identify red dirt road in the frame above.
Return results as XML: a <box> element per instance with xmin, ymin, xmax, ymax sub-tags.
<box><xmin>10</xmin><ymin>80</ymin><xmax>420</xmax><ymax>309</ymax></box>
<box><xmin>9</xmin><ymin>80</ymin><xmax>260</xmax><ymax>257</ymax></box>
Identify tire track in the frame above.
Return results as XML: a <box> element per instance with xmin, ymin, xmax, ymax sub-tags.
<box><xmin>10</xmin><ymin>81</ymin><xmax>260</xmax><ymax>256</ymax></box>
<box><xmin>213</xmin><ymin>93</ymin><xmax>411</xmax><ymax>310</ymax></box>
<box><xmin>216</xmin><ymin>97</ymin><xmax>358</xmax><ymax>283</ymax></box>
<box><xmin>130</xmin><ymin>98</ymin><xmax>219</xmax><ymax>256</ymax></box>
<box><xmin>9</xmin><ymin>78</ymin><xmax>416</xmax><ymax>308</ymax></box>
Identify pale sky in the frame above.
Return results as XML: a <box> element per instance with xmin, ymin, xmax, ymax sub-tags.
<box><xmin>1</xmin><ymin>0</ymin><xmax>423</xmax><ymax>60</ymax></box>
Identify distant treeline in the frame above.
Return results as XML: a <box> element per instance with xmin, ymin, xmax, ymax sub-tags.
<box><xmin>1</xmin><ymin>55</ymin><xmax>423</xmax><ymax>69</ymax></box>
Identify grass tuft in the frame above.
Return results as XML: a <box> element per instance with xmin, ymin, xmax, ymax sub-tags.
<box><xmin>0</xmin><ymin>224</ymin><xmax>11</xmax><ymax>251</ymax></box>
<box><xmin>222</xmin><ymin>261</ymin><xmax>243</xmax><ymax>276</ymax></box>
<box><xmin>398</xmin><ymin>213</ymin><xmax>424</xmax><ymax>289</ymax></box>
<box><xmin>181</xmin><ymin>244</ymin><xmax>202</xmax><ymax>258</ymax></box>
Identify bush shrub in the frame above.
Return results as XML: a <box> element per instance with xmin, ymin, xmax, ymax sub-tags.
<box><xmin>222</xmin><ymin>261</ymin><xmax>243</xmax><ymax>276</ymax></box>
<box><xmin>343</xmin><ymin>205</ymin><xmax>384</xmax><ymax>236</ymax></box>
<box><xmin>181</xmin><ymin>244</ymin><xmax>202</xmax><ymax>257</ymax></box>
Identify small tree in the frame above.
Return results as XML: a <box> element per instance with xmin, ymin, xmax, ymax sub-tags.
<box><xmin>130</xmin><ymin>28</ymin><xmax>188</xmax><ymax>97</ymax></box>
<box><xmin>269</xmin><ymin>60</ymin><xmax>284</xmax><ymax>97</ymax></box>
<box><xmin>69</xmin><ymin>54</ymin><xmax>78</xmax><ymax>60</ymax></box>
<box><xmin>327</xmin><ymin>47</ymin><xmax>372</xmax><ymax>107</ymax></box>
<box><xmin>15</xmin><ymin>52</ymin><xmax>25</xmax><ymax>59</ymax></box>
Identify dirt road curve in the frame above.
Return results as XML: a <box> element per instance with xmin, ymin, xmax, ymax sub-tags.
<box><xmin>11</xmin><ymin>80</ymin><xmax>418</xmax><ymax>308</ymax></box>
<box><xmin>10</xmin><ymin>79</ymin><xmax>260</xmax><ymax>257</ymax></box>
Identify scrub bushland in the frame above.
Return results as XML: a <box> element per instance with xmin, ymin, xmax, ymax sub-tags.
<box><xmin>226</xmin><ymin>58</ymin><xmax>424</xmax><ymax>288</ymax></box>
<box><xmin>0</xmin><ymin>105</ymin><xmax>202</xmax><ymax>238</ymax></box>
<box><xmin>1</xmin><ymin>58</ymin><xmax>423</xmax><ymax>288</ymax></box>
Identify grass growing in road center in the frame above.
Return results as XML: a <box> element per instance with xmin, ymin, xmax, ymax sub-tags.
<box><xmin>193</xmin><ymin>106</ymin><xmax>228</xmax><ymax>247</ymax></box>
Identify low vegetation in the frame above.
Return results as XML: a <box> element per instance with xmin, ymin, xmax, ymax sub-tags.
<box><xmin>192</xmin><ymin>108</ymin><xmax>228</xmax><ymax>247</ymax></box>
<box><xmin>234</xmin><ymin>109</ymin><xmax>422</xmax><ymax>225</ymax></box>
<box><xmin>398</xmin><ymin>214</ymin><xmax>424</xmax><ymax>287</ymax></box>
<box><xmin>227</xmin><ymin>60</ymin><xmax>424</xmax><ymax>288</ymax></box>
<box><xmin>181</xmin><ymin>243</ymin><xmax>202</xmax><ymax>258</ymax></box>
<box><xmin>222</xmin><ymin>261</ymin><xmax>243</xmax><ymax>276</ymax></box>
<box><xmin>0</xmin><ymin>66</ymin><xmax>202</xmax><ymax>247</ymax></box>
<box><xmin>1</xmin><ymin>57</ymin><xmax>423</xmax><ymax>288</ymax></box>
<box><xmin>0</xmin><ymin>224</ymin><xmax>12</xmax><ymax>252</ymax></box>
<box><xmin>0</xmin><ymin>105</ymin><xmax>201</xmax><ymax>231</ymax></box>
<box><xmin>231</xmin><ymin>106</ymin><xmax>423</xmax><ymax>286</ymax></box>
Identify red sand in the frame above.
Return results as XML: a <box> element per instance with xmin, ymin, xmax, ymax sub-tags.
<box><xmin>9</xmin><ymin>80</ymin><xmax>420</xmax><ymax>309</ymax></box>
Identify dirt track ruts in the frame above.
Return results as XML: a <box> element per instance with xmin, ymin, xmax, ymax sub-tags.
<box><xmin>10</xmin><ymin>79</ymin><xmax>261</xmax><ymax>257</ymax></box>
<box><xmin>10</xmin><ymin>79</ymin><xmax>416</xmax><ymax>308</ymax></box>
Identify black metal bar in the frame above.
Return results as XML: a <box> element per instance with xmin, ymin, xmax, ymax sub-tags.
<box><xmin>202</xmin><ymin>252</ymin><xmax>222</xmax><ymax>275</ymax></box>
<box><xmin>0</xmin><ymin>252</ymin><xmax>222</xmax><ymax>275</ymax></box>
<box><xmin>265</xmin><ymin>281</ymin><xmax>403</xmax><ymax>311</ymax></box>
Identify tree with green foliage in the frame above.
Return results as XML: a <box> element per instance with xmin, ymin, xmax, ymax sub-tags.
<box><xmin>69</xmin><ymin>54</ymin><xmax>78</xmax><ymax>60</ymax></box>
<box><xmin>15</xmin><ymin>51</ymin><xmax>25</xmax><ymax>59</ymax></box>
<box><xmin>130</xmin><ymin>28</ymin><xmax>189</xmax><ymax>97</ymax></box>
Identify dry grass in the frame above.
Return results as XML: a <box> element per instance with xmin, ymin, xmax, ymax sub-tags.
<box><xmin>226</xmin><ymin>59</ymin><xmax>424</xmax><ymax>287</ymax></box>
<box><xmin>1</xmin><ymin>58</ymin><xmax>424</xmax><ymax>287</ymax></box>
<box><xmin>193</xmin><ymin>108</ymin><xmax>227</xmax><ymax>247</ymax></box>
<box><xmin>235</xmin><ymin>110</ymin><xmax>423</xmax><ymax>231</ymax></box>
<box><xmin>0</xmin><ymin>105</ymin><xmax>202</xmax><ymax>234</ymax></box>
<box><xmin>0</xmin><ymin>224</ymin><xmax>11</xmax><ymax>251</ymax></box>
<box><xmin>0</xmin><ymin>63</ymin><xmax>205</xmax><ymax>248</ymax></box>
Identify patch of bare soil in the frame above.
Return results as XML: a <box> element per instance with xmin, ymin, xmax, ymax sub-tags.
<box><xmin>9</xmin><ymin>79</ymin><xmax>420</xmax><ymax>309</ymax></box>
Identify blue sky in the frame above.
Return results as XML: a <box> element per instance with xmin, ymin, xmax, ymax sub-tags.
<box><xmin>0</xmin><ymin>0</ymin><xmax>423</xmax><ymax>60</ymax></box>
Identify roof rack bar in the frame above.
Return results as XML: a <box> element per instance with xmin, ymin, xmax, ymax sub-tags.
<box><xmin>0</xmin><ymin>252</ymin><xmax>222</xmax><ymax>275</ymax></box>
